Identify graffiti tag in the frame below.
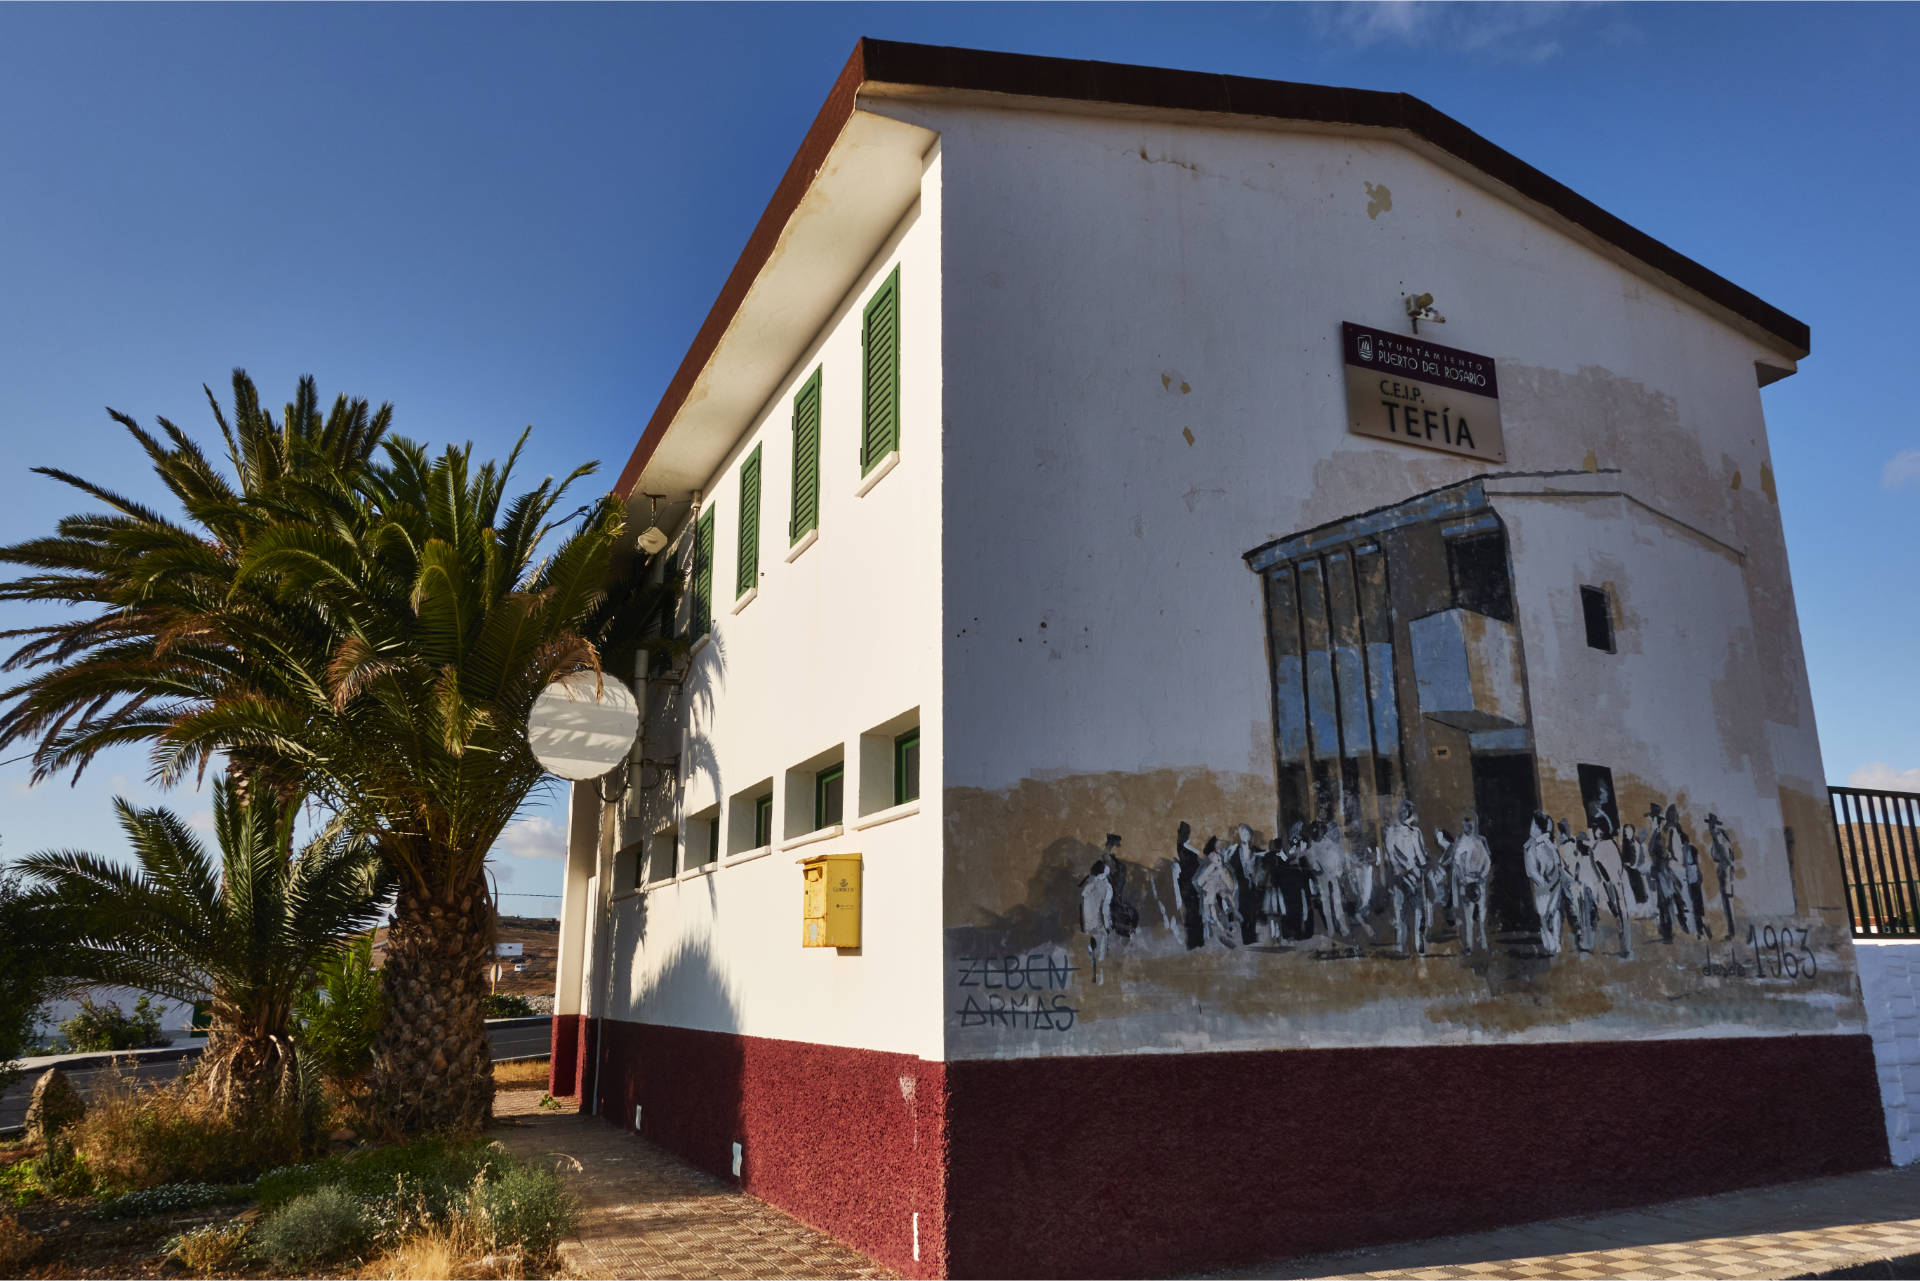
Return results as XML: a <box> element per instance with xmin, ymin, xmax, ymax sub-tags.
<box><xmin>955</xmin><ymin>952</ymin><xmax>1080</xmax><ymax>1032</ymax></box>
<box><xmin>955</xmin><ymin>953</ymin><xmax>1078</xmax><ymax>991</ymax></box>
<box><xmin>957</xmin><ymin>991</ymin><xmax>1079</xmax><ymax>1032</ymax></box>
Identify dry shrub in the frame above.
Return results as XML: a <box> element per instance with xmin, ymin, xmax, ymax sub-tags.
<box><xmin>68</xmin><ymin>1067</ymin><xmax>302</xmax><ymax>1190</ymax></box>
<box><xmin>164</xmin><ymin>1221</ymin><xmax>251</xmax><ymax>1276</ymax></box>
<box><xmin>0</xmin><ymin>1211</ymin><xmax>39</xmax><ymax>1272</ymax></box>
<box><xmin>491</xmin><ymin>1058</ymin><xmax>551</xmax><ymax>1092</ymax></box>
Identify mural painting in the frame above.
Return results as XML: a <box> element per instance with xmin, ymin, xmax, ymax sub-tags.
<box><xmin>945</xmin><ymin>478</ymin><xmax>1861</xmax><ymax>1058</ymax></box>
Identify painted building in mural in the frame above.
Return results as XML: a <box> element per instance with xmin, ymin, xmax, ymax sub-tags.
<box><xmin>548</xmin><ymin>40</ymin><xmax>1889</xmax><ymax>1280</ymax></box>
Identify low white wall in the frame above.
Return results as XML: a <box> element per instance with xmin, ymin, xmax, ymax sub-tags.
<box><xmin>1856</xmin><ymin>939</ymin><xmax>1920</xmax><ymax>1164</ymax></box>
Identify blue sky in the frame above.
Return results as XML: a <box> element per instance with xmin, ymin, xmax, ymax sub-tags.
<box><xmin>1</xmin><ymin>2</ymin><xmax>1915</xmax><ymax>910</ymax></box>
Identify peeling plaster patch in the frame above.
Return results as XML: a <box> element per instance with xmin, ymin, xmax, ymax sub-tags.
<box><xmin>1365</xmin><ymin>181</ymin><xmax>1393</xmax><ymax>219</ymax></box>
<box><xmin>1760</xmin><ymin>460</ymin><xmax>1778</xmax><ymax>503</ymax></box>
<box><xmin>1182</xmin><ymin>486</ymin><xmax>1226</xmax><ymax>512</ymax></box>
<box><xmin>1179</xmin><ymin>381</ymin><xmax>1191</xmax><ymax>394</ymax></box>
<box><xmin>1161</xmin><ymin>373</ymin><xmax>1171</xmax><ymax>390</ymax></box>
<box><xmin>1581</xmin><ymin>449</ymin><xmax>1599</xmax><ymax>473</ymax></box>
<box><xmin>1731</xmin><ymin>470</ymin><xmax>1742</xmax><ymax>490</ymax></box>
<box><xmin>1181</xmin><ymin>427</ymin><xmax>1196</xmax><ymax>447</ymax></box>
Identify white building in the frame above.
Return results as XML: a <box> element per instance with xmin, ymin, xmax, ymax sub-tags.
<box><xmin>549</xmin><ymin>40</ymin><xmax>1886</xmax><ymax>1279</ymax></box>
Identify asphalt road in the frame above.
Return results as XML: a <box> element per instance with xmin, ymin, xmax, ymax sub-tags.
<box><xmin>0</xmin><ymin>1015</ymin><xmax>552</xmax><ymax>1132</ymax></box>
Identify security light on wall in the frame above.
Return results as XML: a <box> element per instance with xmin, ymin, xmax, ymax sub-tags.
<box><xmin>1405</xmin><ymin>292</ymin><xmax>1446</xmax><ymax>332</ymax></box>
<box><xmin>634</xmin><ymin>494</ymin><xmax>669</xmax><ymax>555</ymax></box>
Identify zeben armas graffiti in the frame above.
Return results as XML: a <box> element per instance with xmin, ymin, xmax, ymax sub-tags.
<box><xmin>945</xmin><ymin>476</ymin><xmax>1861</xmax><ymax>1057</ymax></box>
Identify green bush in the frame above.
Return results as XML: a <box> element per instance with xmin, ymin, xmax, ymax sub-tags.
<box><xmin>483</xmin><ymin>992</ymin><xmax>536</xmax><ymax>1018</ymax></box>
<box><xmin>471</xmin><ymin>1160</ymin><xmax>577</xmax><ymax>1264</ymax></box>
<box><xmin>59</xmin><ymin>996</ymin><xmax>171</xmax><ymax>1052</ymax></box>
<box><xmin>254</xmin><ymin>1137</ymin><xmax>576</xmax><ymax>1265</ymax></box>
<box><xmin>293</xmin><ymin>932</ymin><xmax>386</xmax><ymax>1086</ymax></box>
<box><xmin>252</xmin><ymin>1184</ymin><xmax>370</xmax><ymax>1268</ymax></box>
<box><xmin>0</xmin><ymin>1148</ymin><xmax>93</xmax><ymax>1206</ymax></box>
<box><xmin>254</xmin><ymin>1137</ymin><xmax>505</xmax><ymax>1212</ymax></box>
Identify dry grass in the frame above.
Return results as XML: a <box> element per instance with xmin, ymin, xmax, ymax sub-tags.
<box><xmin>0</xmin><ymin>1211</ymin><xmax>40</xmax><ymax>1273</ymax></box>
<box><xmin>492</xmin><ymin>1058</ymin><xmax>552</xmax><ymax>1091</ymax></box>
<box><xmin>69</xmin><ymin>1066</ymin><xmax>299</xmax><ymax>1189</ymax></box>
<box><xmin>360</xmin><ymin>1221</ymin><xmax>535</xmax><ymax>1280</ymax></box>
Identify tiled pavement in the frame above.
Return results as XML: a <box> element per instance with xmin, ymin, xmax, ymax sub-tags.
<box><xmin>494</xmin><ymin>1087</ymin><xmax>1920</xmax><ymax>1280</ymax></box>
<box><xmin>1206</xmin><ymin>1164</ymin><xmax>1920</xmax><ymax>1280</ymax></box>
<box><xmin>491</xmin><ymin>1089</ymin><xmax>893</xmax><ymax>1280</ymax></box>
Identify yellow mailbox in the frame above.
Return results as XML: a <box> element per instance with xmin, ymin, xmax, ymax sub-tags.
<box><xmin>799</xmin><ymin>852</ymin><xmax>862</xmax><ymax>948</ymax></box>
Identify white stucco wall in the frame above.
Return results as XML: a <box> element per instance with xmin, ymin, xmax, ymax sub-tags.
<box><xmin>1856</xmin><ymin>940</ymin><xmax>1920</xmax><ymax>1164</ymax></box>
<box><xmin>918</xmin><ymin>103</ymin><xmax>1810</xmax><ymax>801</ymax></box>
<box><xmin>573</xmin><ymin>151</ymin><xmax>946</xmax><ymax>1061</ymax></box>
<box><xmin>899</xmin><ymin>101</ymin><xmax>1858</xmax><ymax>1057</ymax></box>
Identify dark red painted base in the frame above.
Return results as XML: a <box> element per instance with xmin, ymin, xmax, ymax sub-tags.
<box><xmin>591</xmin><ymin>1020</ymin><xmax>951</xmax><ymax>1278</ymax></box>
<box><xmin>547</xmin><ymin>1012</ymin><xmax>584</xmax><ymax>1098</ymax></box>
<box><xmin>587</xmin><ymin>1025</ymin><xmax>1887</xmax><ymax>1280</ymax></box>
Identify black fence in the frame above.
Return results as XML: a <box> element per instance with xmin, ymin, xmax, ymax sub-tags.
<box><xmin>1832</xmin><ymin>786</ymin><xmax>1920</xmax><ymax>937</ymax></box>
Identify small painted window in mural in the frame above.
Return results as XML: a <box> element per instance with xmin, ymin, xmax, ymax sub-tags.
<box><xmin>1446</xmin><ymin>525</ymin><xmax>1513</xmax><ymax>622</ymax></box>
<box><xmin>1581</xmin><ymin>586</ymin><xmax>1615</xmax><ymax>652</ymax></box>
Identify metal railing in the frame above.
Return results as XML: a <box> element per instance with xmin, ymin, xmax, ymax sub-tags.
<box><xmin>1832</xmin><ymin>786</ymin><xmax>1920</xmax><ymax>937</ymax></box>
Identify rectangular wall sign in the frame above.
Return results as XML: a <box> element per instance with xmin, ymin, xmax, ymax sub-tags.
<box><xmin>1342</xmin><ymin>321</ymin><xmax>1505</xmax><ymax>463</ymax></box>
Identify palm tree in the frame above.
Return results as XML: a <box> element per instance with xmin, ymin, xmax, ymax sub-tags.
<box><xmin>221</xmin><ymin>435</ymin><xmax>631</xmax><ymax>1132</ymax></box>
<box><xmin>16</xmin><ymin>776</ymin><xmax>390</xmax><ymax>1127</ymax></box>
<box><xmin>0</xmin><ymin>371</ymin><xmax>389</xmax><ymax>789</ymax></box>
<box><xmin>0</xmin><ymin>376</ymin><xmax>661</xmax><ymax>1134</ymax></box>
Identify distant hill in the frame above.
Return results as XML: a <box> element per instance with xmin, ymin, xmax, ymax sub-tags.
<box><xmin>370</xmin><ymin>914</ymin><xmax>560</xmax><ymax>997</ymax></box>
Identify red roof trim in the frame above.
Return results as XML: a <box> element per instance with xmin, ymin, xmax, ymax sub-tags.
<box><xmin>616</xmin><ymin>39</ymin><xmax>1808</xmax><ymax>498</ymax></box>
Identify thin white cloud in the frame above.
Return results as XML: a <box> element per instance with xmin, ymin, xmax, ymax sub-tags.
<box><xmin>1883</xmin><ymin>449</ymin><xmax>1920</xmax><ymax>490</ymax></box>
<box><xmin>494</xmin><ymin>815</ymin><xmax>564</xmax><ymax>861</ymax></box>
<box><xmin>1308</xmin><ymin>1</ymin><xmax>1590</xmax><ymax>63</ymax></box>
<box><xmin>1849</xmin><ymin>762</ymin><xmax>1920</xmax><ymax>794</ymax></box>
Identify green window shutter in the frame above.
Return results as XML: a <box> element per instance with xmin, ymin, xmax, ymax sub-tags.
<box><xmin>860</xmin><ymin>266</ymin><xmax>901</xmax><ymax>474</ymax></box>
<box><xmin>736</xmin><ymin>445</ymin><xmax>761</xmax><ymax>598</ymax></box>
<box><xmin>790</xmin><ymin>366</ymin><xmax>822</xmax><ymax>543</ymax></box>
<box><xmin>693</xmin><ymin>505</ymin><xmax>716</xmax><ymax>638</ymax></box>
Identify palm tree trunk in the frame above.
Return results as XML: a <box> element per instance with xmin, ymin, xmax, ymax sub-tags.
<box><xmin>369</xmin><ymin>874</ymin><xmax>494</xmax><ymax>1134</ymax></box>
<box><xmin>199</xmin><ymin>1011</ymin><xmax>301</xmax><ymax>1151</ymax></box>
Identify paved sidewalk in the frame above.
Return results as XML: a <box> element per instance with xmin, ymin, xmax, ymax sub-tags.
<box><xmin>491</xmin><ymin>1090</ymin><xmax>893</xmax><ymax>1280</ymax></box>
<box><xmin>1208</xmin><ymin>1163</ymin><xmax>1920</xmax><ymax>1280</ymax></box>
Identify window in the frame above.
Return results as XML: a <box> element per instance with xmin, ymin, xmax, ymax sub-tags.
<box><xmin>727</xmin><ymin>780</ymin><xmax>776</xmax><ymax>856</ymax></box>
<box><xmin>790</xmin><ymin>367</ymin><xmax>821</xmax><ymax>544</ymax></box>
<box><xmin>1446</xmin><ymin>529</ymin><xmax>1514</xmax><ymax>622</ymax></box>
<box><xmin>754</xmin><ymin>794</ymin><xmax>773</xmax><ymax>847</ymax></box>
<box><xmin>860</xmin><ymin>266</ymin><xmax>901</xmax><ymax>474</ymax></box>
<box><xmin>646</xmin><ymin>827</ymin><xmax>678</xmax><ymax>884</ymax></box>
<box><xmin>814</xmin><ymin>763</ymin><xmax>845</xmax><ymax>830</ymax></box>
<box><xmin>737</xmin><ymin>445</ymin><xmax>761</xmax><ymax>599</ymax></box>
<box><xmin>1581</xmin><ymin>585</ymin><xmax>1615</xmax><ymax>653</ymax></box>
<box><xmin>857</xmin><ymin>708</ymin><xmax>919</xmax><ymax>817</ymax></box>
<box><xmin>893</xmin><ymin>729</ymin><xmax>920</xmax><ymax>806</ymax></box>
<box><xmin>692</xmin><ymin>506</ymin><xmax>716</xmax><ymax>639</ymax></box>
<box><xmin>784</xmin><ymin>748</ymin><xmax>844</xmax><ymax>840</ymax></box>
<box><xmin>705</xmin><ymin>814</ymin><xmax>720</xmax><ymax>867</ymax></box>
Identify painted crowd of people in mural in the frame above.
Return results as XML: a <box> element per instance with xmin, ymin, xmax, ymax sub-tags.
<box><xmin>1076</xmin><ymin>800</ymin><xmax>1740</xmax><ymax>983</ymax></box>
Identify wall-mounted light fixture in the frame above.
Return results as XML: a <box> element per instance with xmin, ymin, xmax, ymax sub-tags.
<box><xmin>1405</xmin><ymin>292</ymin><xmax>1446</xmax><ymax>334</ymax></box>
<box><xmin>635</xmin><ymin>493</ymin><xmax>669</xmax><ymax>555</ymax></box>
